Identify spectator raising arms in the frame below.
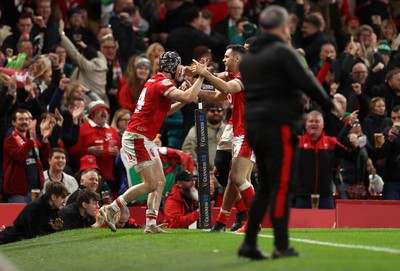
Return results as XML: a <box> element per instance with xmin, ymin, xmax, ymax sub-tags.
<box><xmin>3</xmin><ymin>109</ymin><xmax>53</xmax><ymax>203</ymax></box>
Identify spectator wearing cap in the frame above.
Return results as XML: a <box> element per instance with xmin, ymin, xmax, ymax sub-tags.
<box><xmin>299</xmin><ymin>15</ymin><xmax>331</xmax><ymax>68</ymax></box>
<box><xmin>78</xmin><ymin>154</ymin><xmax>100</xmax><ymax>173</ymax></box>
<box><xmin>64</xmin><ymin>7</ymin><xmax>97</xmax><ymax>50</ymax></box>
<box><xmin>117</xmin><ymin>56</ymin><xmax>151</xmax><ymax>112</ymax></box>
<box><xmin>71</xmin><ymin>154</ymin><xmax>112</xmax><ymax>205</ymax></box>
<box><xmin>59</xmin><ymin>20</ymin><xmax>109</xmax><ymax>106</ymax></box>
<box><xmin>69</xmin><ymin>100</ymin><xmax>121</xmax><ymax>194</ymax></box>
<box><xmin>164</xmin><ymin>170</ymin><xmax>199</xmax><ymax>228</ymax></box>
<box><xmin>377</xmin><ymin>40</ymin><xmax>392</xmax><ymax>69</ymax></box>
<box><xmin>182</xmin><ymin>102</ymin><xmax>226</xmax><ymax>169</ymax></box>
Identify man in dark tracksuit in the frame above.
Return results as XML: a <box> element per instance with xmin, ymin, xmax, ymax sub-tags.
<box><xmin>237</xmin><ymin>6</ymin><xmax>337</xmax><ymax>260</ymax></box>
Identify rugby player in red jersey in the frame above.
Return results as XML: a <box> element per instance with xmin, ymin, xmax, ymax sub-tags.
<box><xmin>100</xmin><ymin>52</ymin><xmax>205</xmax><ymax>233</ymax></box>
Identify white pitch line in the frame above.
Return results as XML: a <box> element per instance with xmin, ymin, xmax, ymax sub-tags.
<box><xmin>255</xmin><ymin>233</ymin><xmax>400</xmax><ymax>254</ymax></box>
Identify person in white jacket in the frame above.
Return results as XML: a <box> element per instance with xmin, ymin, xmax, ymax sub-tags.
<box><xmin>59</xmin><ymin>20</ymin><xmax>109</xmax><ymax>106</ymax></box>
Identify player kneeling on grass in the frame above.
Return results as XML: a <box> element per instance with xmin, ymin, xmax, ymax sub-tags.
<box><xmin>0</xmin><ymin>182</ymin><xmax>69</xmax><ymax>245</ymax></box>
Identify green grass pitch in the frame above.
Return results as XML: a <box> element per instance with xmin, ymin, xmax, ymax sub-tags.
<box><xmin>1</xmin><ymin>228</ymin><xmax>399</xmax><ymax>271</ymax></box>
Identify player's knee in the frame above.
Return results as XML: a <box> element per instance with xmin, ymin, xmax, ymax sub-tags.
<box><xmin>145</xmin><ymin>181</ymin><xmax>158</xmax><ymax>192</ymax></box>
<box><xmin>158</xmin><ymin>178</ymin><xmax>166</xmax><ymax>187</ymax></box>
<box><xmin>229</xmin><ymin>174</ymin><xmax>244</xmax><ymax>186</ymax></box>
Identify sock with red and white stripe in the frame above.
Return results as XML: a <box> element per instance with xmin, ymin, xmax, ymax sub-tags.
<box><xmin>146</xmin><ymin>209</ymin><xmax>159</xmax><ymax>226</ymax></box>
<box><xmin>109</xmin><ymin>196</ymin><xmax>127</xmax><ymax>212</ymax></box>
<box><xmin>239</xmin><ymin>182</ymin><xmax>255</xmax><ymax>209</ymax></box>
<box><xmin>216</xmin><ymin>209</ymin><xmax>231</xmax><ymax>225</ymax></box>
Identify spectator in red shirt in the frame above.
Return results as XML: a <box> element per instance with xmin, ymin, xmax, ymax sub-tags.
<box><xmin>117</xmin><ymin>56</ymin><xmax>151</xmax><ymax>112</ymax></box>
<box><xmin>3</xmin><ymin>109</ymin><xmax>53</xmax><ymax>203</ymax></box>
<box><xmin>69</xmin><ymin>100</ymin><xmax>121</xmax><ymax>194</ymax></box>
<box><xmin>164</xmin><ymin>170</ymin><xmax>199</xmax><ymax>228</ymax></box>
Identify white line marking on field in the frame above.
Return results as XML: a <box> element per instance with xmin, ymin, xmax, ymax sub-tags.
<box><xmin>256</xmin><ymin>233</ymin><xmax>400</xmax><ymax>254</ymax></box>
<box><xmin>230</xmin><ymin>232</ymin><xmax>400</xmax><ymax>254</ymax></box>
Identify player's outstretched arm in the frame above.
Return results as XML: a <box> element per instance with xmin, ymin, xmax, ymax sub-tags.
<box><xmin>193</xmin><ymin>60</ymin><xmax>241</xmax><ymax>94</ymax></box>
<box><xmin>198</xmin><ymin>89</ymin><xmax>228</xmax><ymax>102</ymax></box>
<box><xmin>168</xmin><ymin>102</ymin><xmax>185</xmax><ymax>116</ymax></box>
<box><xmin>167</xmin><ymin>76</ymin><xmax>204</xmax><ymax>103</ymax></box>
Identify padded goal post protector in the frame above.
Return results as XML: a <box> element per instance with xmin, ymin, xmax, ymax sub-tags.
<box><xmin>195</xmin><ymin>108</ymin><xmax>212</xmax><ymax>229</ymax></box>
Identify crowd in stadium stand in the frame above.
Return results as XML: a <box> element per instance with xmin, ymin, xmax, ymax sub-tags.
<box><xmin>1</xmin><ymin>0</ymin><xmax>400</xmax><ymax>231</ymax></box>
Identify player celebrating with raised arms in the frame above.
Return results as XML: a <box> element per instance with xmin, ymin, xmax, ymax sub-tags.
<box><xmin>100</xmin><ymin>52</ymin><xmax>205</xmax><ymax>233</ymax></box>
<box><xmin>192</xmin><ymin>45</ymin><xmax>256</xmax><ymax>233</ymax></box>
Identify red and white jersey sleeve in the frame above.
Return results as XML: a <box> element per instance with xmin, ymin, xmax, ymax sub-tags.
<box><xmin>126</xmin><ymin>73</ymin><xmax>175</xmax><ymax>140</ymax></box>
<box><xmin>228</xmin><ymin>73</ymin><xmax>246</xmax><ymax>136</ymax></box>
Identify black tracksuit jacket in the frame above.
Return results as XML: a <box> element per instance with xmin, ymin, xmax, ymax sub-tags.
<box><xmin>241</xmin><ymin>33</ymin><xmax>334</xmax><ymax>129</ymax></box>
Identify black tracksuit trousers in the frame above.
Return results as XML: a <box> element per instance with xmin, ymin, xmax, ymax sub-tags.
<box><xmin>244</xmin><ymin>122</ymin><xmax>299</xmax><ymax>250</ymax></box>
